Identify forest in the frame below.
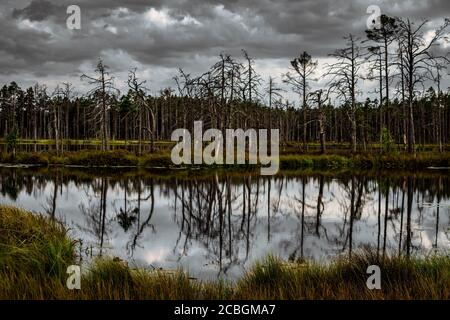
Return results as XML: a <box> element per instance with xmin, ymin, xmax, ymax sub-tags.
<box><xmin>1</xmin><ymin>15</ymin><xmax>450</xmax><ymax>157</ymax></box>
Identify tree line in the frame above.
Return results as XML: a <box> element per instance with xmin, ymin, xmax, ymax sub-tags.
<box><xmin>1</xmin><ymin>15</ymin><xmax>450</xmax><ymax>155</ymax></box>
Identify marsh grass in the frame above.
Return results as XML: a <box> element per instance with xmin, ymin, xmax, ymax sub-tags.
<box><xmin>236</xmin><ymin>253</ymin><xmax>450</xmax><ymax>299</ymax></box>
<box><xmin>279</xmin><ymin>153</ymin><xmax>450</xmax><ymax>170</ymax></box>
<box><xmin>0</xmin><ymin>206</ymin><xmax>75</xmax><ymax>299</ymax></box>
<box><xmin>1</xmin><ymin>206</ymin><xmax>449</xmax><ymax>300</ymax></box>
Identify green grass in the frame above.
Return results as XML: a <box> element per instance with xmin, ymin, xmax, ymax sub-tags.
<box><xmin>0</xmin><ymin>205</ymin><xmax>75</xmax><ymax>297</ymax></box>
<box><xmin>1</xmin><ymin>205</ymin><xmax>449</xmax><ymax>300</ymax></box>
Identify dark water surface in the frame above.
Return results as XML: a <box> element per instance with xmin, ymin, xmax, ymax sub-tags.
<box><xmin>0</xmin><ymin>166</ymin><xmax>449</xmax><ymax>280</ymax></box>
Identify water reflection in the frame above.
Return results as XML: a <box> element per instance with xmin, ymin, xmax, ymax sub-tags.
<box><xmin>0</xmin><ymin>167</ymin><xmax>449</xmax><ymax>280</ymax></box>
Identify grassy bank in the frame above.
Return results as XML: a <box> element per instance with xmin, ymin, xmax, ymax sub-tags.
<box><xmin>279</xmin><ymin>152</ymin><xmax>450</xmax><ymax>170</ymax></box>
<box><xmin>1</xmin><ymin>205</ymin><xmax>449</xmax><ymax>300</ymax></box>
<box><xmin>1</xmin><ymin>149</ymin><xmax>450</xmax><ymax>170</ymax></box>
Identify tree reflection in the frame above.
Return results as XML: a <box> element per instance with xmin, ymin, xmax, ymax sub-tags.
<box><xmin>78</xmin><ymin>177</ymin><xmax>111</xmax><ymax>257</ymax></box>
<box><xmin>0</xmin><ymin>167</ymin><xmax>449</xmax><ymax>275</ymax></box>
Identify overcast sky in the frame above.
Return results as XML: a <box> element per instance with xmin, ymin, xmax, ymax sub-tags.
<box><xmin>1</xmin><ymin>0</ymin><xmax>450</xmax><ymax>103</ymax></box>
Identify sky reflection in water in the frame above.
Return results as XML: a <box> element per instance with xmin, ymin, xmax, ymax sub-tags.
<box><xmin>0</xmin><ymin>167</ymin><xmax>449</xmax><ymax>280</ymax></box>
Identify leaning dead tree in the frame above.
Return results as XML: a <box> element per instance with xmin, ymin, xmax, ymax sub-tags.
<box><xmin>50</xmin><ymin>83</ymin><xmax>73</xmax><ymax>154</ymax></box>
<box><xmin>326</xmin><ymin>34</ymin><xmax>363</xmax><ymax>153</ymax></box>
<box><xmin>395</xmin><ymin>18</ymin><xmax>450</xmax><ymax>155</ymax></box>
<box><xmin>207</xmin><ymin>54</ymin><xmax>242</xmax><ymax>128</ymax></box>
<box><xmin>284</xmin><ymin>51</ymin><xmax>317</xmax><ymax>151</ymax></box>
<box><xmin>127</xmin><ymin>68</ymin><xmax>156</xmax><ymax>154</ymax></box>
<box><xmin>266</xmin><ymin>76</ymin><xmax>284</xmax><ymax>130</ymax></box>
<box><xmin>241</xmin><ymin>49</ymin><xmax>262</xmax><ymax>105</ymax></box>
<box><xmin>81</xmin><ymin>59</ymin><xmax>117</xmax><ymax>151</ymax></box>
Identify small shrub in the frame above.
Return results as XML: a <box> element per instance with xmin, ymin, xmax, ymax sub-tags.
<box><xmin>381</xmin><ymin>128</ymin><xmax>394</xmax><ymax>153</ymax></box>
<box><xmin>6</xmin><ymin>128</ymin><xmax>19</xmax><ymax>158</ymax></box>
<box><xmin>15</xmin><ymin>152</ymin><xmax>49</xmax><ymax>165</ymax></box>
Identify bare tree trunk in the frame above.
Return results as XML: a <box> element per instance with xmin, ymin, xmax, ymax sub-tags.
<box><xmin>53</xmin><ymin>104</ymin><xmax>60</xmax><ymax>154</ymax></box>
<box><xmin>302</xmin><ymin>70</ymin><xmax>307</xmax><ymax>151</ymax></box>
<box><xmin>33</xmin><ymin>109</ymin><xmax>37</xmax><ymax>152</ymax></box>
<box><xmin>351</xmin><ymin>40</ymin><xmax>357</xmax><ymax>153</ymax></box>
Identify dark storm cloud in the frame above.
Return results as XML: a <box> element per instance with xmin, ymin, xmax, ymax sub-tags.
<box><xmin>1</xmin><ymin>0</ymin><xmax>450</xmax><ymax>93</ymax></box>
<box><xmin>12</xmin><ymin>0</ymin><xmax>60</xmax><ymax>22</ymax></box>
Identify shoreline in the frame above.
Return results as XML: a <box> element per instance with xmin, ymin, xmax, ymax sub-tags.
<box><xmin>1</xmin><ymin>149</ymin><xmax>450</xmax><ymax>170</ymax></box>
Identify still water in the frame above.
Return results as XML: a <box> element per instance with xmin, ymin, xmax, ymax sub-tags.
<box><xmin>0</xmin><ymin>167</ymin><xmax>449</xmax><ymax>280</ymax></box>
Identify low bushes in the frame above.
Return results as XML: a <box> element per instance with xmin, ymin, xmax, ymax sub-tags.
<box><xmin>66</xmin><ymin>150</ymin><xmax>139</xmax><ymax>167</ymax></box>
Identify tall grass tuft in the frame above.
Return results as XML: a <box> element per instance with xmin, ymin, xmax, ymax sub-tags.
<box><xmin>0</xmin><ymin>206</ymin><xmax>75</xmax><ymax>280</ymax></box>
<box><xmin>0</xmin><ymin>206</ymin><xmax>76</xmax><ymax>299</ymax></box>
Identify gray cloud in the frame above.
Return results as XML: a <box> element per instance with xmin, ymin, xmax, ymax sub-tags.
<box><xmin>1</xmin><ymin>0</ymin><xmax>450</xmax><ymax>97</ymax></box>
<box><xmin>12</xmin><ymin>0</ymin><xmax>60</xmax><ymax>21</ymax></box>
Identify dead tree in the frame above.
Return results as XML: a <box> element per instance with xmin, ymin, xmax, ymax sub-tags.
<box><xmin>366</xmin><ymin>45</ymin><xmax>384</xmax><ymax>148</ymax></box>
<box><xmin>396</xmin><ymin>18</ymin><xmax>450</xmax><ymax>155</ymax></box>
<box><xmin>81</xmin><ymin>59</ymin><xmax>117</xmax><ymax>151</ymax></box>
<box><xmin>206</xmin><ymin>54</ymin><xmax>243</xmax><ymax>129</ymax></box>
<box><xmin>326</xmin><ymin>34</ymin><xmax>363</xmax><ymax>153</ymax></box>
<box><xmin>284</xmin><ymin>51</ymin><xmax>317</xmax><ymax>150</ymax></box>
<box><xmin>429</xmin><ymin>60</ymin><xmax>447</xmax><ymax>153</ymax></box>
<box><xmin>241</xmin><ymin>50</ymin><xmax>262</xmax><ymax>105</ymax></box>
<box><xmin>50</xmin><ymin>85</ymin><xmax>62</xmax><ymax>154</ymax></box>
<box><xmin>308</xmin><ymin>89</ymin><xmax>330</xmax><ymax>154</ymax></box>
<box><xmin>60</xmin><ymin>82</ymin><xmax>74</xmax><ymax>152</ymax></box>
<box><xmin>265</xmin><ymin>76</ymin><xmax>284</xmax><ymax>129</ymax></box>
<box><xmin>127</xmin><ymin>68</ymin><xmax>156</xmax><ymax>154</ymax></box>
